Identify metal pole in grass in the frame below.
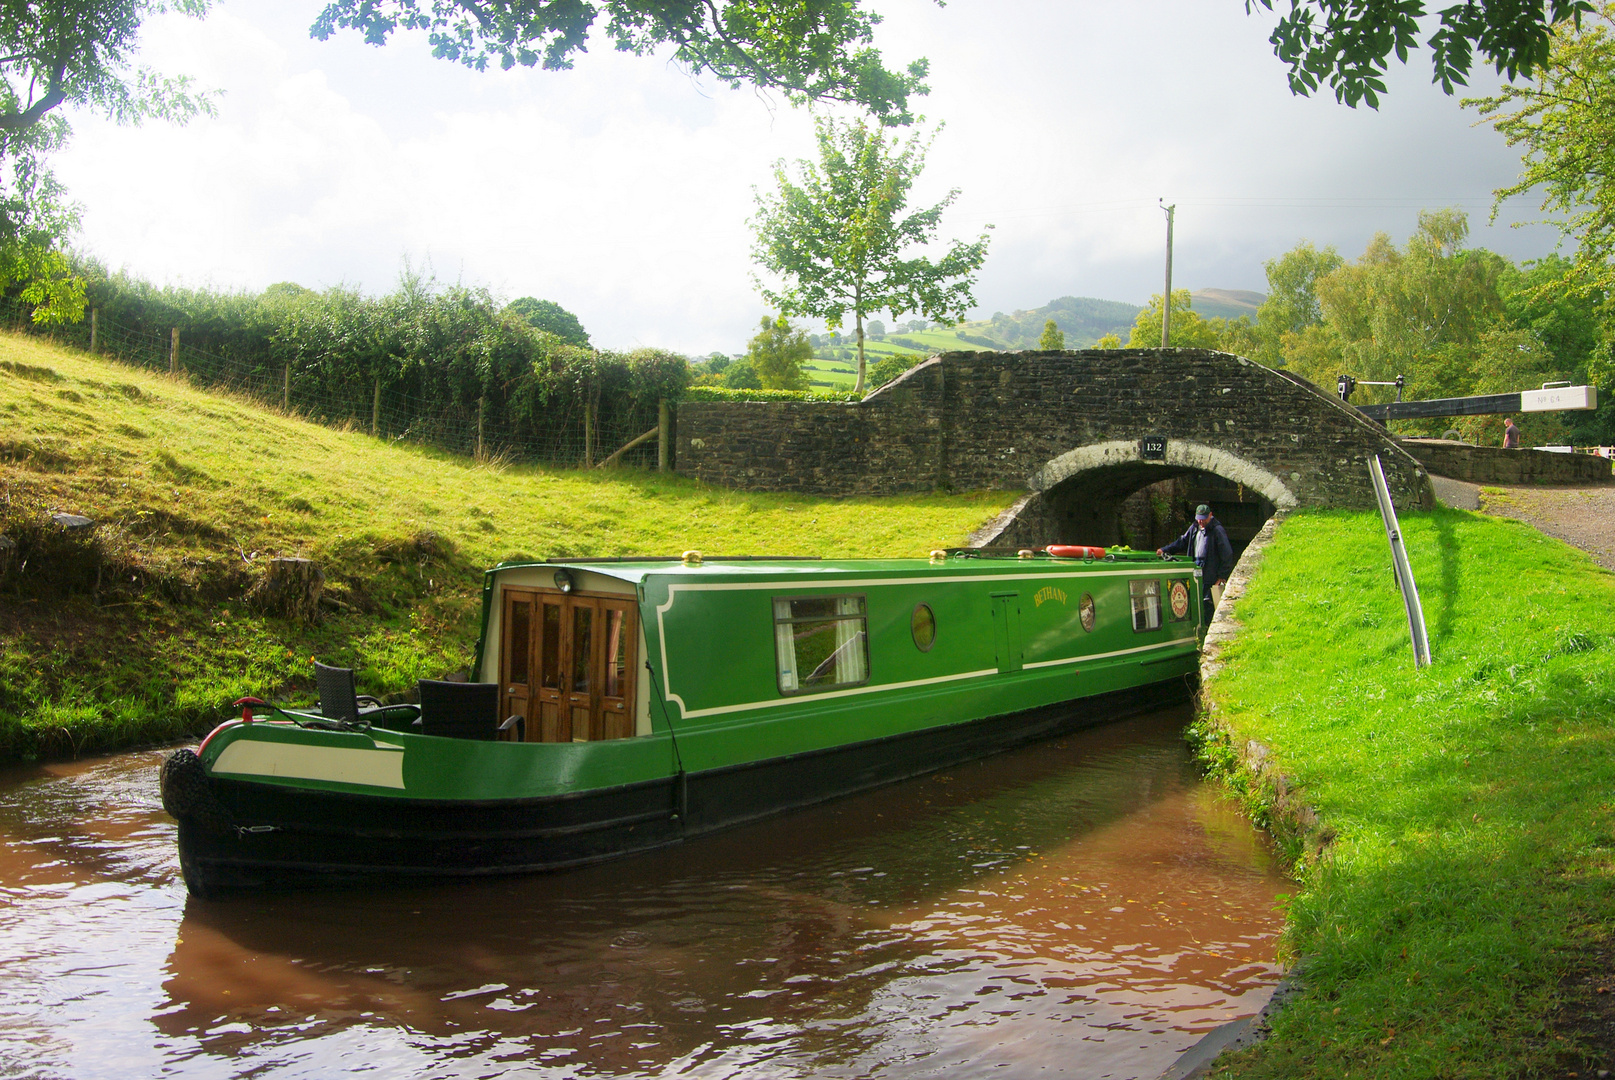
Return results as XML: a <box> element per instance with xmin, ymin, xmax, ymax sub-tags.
<box><xmin>1369</xmin><ymin>455</ymin><xmax>1431</xmax><ymax>668</ymax></box>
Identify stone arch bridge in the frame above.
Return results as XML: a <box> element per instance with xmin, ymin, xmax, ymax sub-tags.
<box><xmin>674</xmin><ymin>349</ymin><xmax>1432</xmax><ymax>555</ymax></box>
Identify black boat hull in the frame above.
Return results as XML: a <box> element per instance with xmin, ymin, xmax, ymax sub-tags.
<box><xmin>169</xmin><ymin>676</ymin><xmax>1193</xmax><ymax>895</ymax></box>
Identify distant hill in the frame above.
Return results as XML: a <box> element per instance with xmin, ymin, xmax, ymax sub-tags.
<box><xmin>988</xmin><ymin>296</ymin><xmax>1145</xmax><ymax>348</ymax></box>
<box><xmin>1190</xmin><ymin>289</ymin><xmax>1264</xmax><ymax>321</ymax></box>
<box><xmin>806</xmin><ymin>288</ymin><xmax>1264</xmax><ymax>370</ymax></box>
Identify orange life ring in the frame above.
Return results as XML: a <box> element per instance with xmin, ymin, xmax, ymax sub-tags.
<box><xmin>1045</xmin><ymin>545</ymin><xmax>1107</xmax><ymax>559</ymax></box>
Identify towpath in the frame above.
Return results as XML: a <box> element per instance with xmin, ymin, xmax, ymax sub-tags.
<box><xmin>1432</xmin><ymin>477</ymin><xmax>1615</xmax><ymax>572</ymax></box>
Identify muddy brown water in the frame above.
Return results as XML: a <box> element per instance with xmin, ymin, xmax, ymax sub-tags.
<box><xmin>0</xmin><ymin>707</ymin><xmax>1288</xmax><ymax>1079</ymax></box>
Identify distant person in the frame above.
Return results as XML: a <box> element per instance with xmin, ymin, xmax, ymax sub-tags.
<box><xmin>1503</xmin><ymin>417</ymin><xmax>1521</xmax><ymax>449</ymax></box>
<box><xmin>1157</xmin><ymin>505</ymin><xmax>1234</xmax><ymax>625</ymax></box>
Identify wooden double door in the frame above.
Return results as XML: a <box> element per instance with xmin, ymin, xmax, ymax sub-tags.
<box><xmin>501</xmin><ymin>589</ymin><xmax>638</xmax><ymax>742</ymax></box>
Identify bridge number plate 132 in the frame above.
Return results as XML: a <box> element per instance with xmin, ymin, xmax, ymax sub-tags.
<box><xmin>1140</xmin><ymin>436</ymin><xmax>1167</xmax><ymax>459</ymax></box>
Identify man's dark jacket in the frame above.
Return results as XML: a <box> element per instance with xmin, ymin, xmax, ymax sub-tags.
<box><xmin>1161</xmin><ymin>518</ymin><xmax>1235</xmax><ymax>586</ymax></box>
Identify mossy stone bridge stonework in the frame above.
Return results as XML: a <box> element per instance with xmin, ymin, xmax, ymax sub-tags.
<box><xmin>674</xmin><ymin>349</ymin><xmax>1433</xmax><ymax>549</ymax></box>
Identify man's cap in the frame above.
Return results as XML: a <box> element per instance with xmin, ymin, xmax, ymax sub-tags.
<box><xmin>1195</xmin><ymin>504</ymin><xmax>1211</xmax><ymax>516</ymax></box>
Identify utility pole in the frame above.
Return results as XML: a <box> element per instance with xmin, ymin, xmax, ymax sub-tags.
<box><xmin>1160</xmin><ymin>200</ymin><xmax>1175</xmax><ymax>349</ymax></box>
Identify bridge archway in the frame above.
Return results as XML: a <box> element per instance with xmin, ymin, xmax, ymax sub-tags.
<box><xmin>980</xmin><ymin>439</ymin><xmax>1296</xmax><ymax>555</ymax></box>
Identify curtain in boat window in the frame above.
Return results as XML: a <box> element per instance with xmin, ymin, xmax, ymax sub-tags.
<box><xmin>835</xmin><ymin>595</ymin><xmax>865</xmax><ymax>684</ymax></box>
<box><xmin>773</xmin><ymin>596</ymin><xmax>868</xmax><ymax>693</ymax></box>
<box><xmin>1130</xmin><ymin>579</ymin><xmax>1162</xmax><ymax>631</ymax></box>
<box><xmin>774</xmin><ymin>598</ymin><xmax>800</xmax><ymax>693</ymax></box>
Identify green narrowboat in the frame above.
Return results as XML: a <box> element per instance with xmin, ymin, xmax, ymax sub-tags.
<box><xmin>161</xmin><ymin>549</ymin><xmax>1203</xmax><ymax>895</ymax></box>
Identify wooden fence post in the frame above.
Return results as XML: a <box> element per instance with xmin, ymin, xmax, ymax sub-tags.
<box><xmin>477</xmin><ymin>396</ymin><xmax>486</xmax><ymax>459</ymax></box>
<box><xmin>372</xmin><ymin>379</ymin><xmax>381</xmax><ymax>437</ymax></box>
<box><xmin>169</xmin><ymin>327</ymin><xmax>179</xmax><ymax>373</ymax></box>
<box><xmin>282</xmin><ymin>363</ymin><xmax>290</xmax><ymax>412</ymax></box>
<box><xmin>89</xmin><ymin>309</ymin><xmax>97</xmax><ymax>354</ymax></box>
<box><xmin>584</xmin><ymin>394</ymin><xmax>595</xmax><ymax>468</ymax></box>
<box><xmin>658</xmin><ymin>399</ymin><xmax>670</xmax><ymax>472</ymax></box>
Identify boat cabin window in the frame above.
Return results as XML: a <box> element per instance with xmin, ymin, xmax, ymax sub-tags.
<box><xmin>1078</xmin><ymin>593</ymin><xmax>1096</xmax><ymax>632</ymax></box>
<box><xmin>1130</xmin><ymin>579</ymin><xmax>1162</xmax><ymax>632</ymax></box>
<box><xmin>501</xmin><ymin>587</ymin><xmax>638</xmax><ymax>742</ymax></box>
<box><xmin>911</xmin><ymin>603</ymin><xmax>936</xmax><ymax>652</ymax></box>
<box><xmin>774</xmin><ymin>595</ymin><xmax>869</xmax><ymax>694</ymax></box>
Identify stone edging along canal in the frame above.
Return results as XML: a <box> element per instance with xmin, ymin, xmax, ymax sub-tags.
<box><xmin>1158</xmin><ymin>511</ymin><xmax>1310</xmax><ymax>1080</ymax></box>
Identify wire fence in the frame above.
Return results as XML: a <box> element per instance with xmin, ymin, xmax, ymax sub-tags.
<box><xmin>11</xmin><ymin>297</ymin><xmax>671</xmax><ymax>471</ymax></box>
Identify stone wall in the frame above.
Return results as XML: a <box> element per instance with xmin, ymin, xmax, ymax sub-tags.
<box><xmin>1399</xmin><ymin>439</ymin><xmax>1613</xmax><ymax>485</ymax></box>
<box><xmin>676</xmin><ymin>349</ymin><xmax>1432</xmax><ymax>511</ymax></box>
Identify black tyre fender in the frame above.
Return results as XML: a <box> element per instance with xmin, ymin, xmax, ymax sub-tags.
<box><xmin>159</xmin><ymin>749</ymin><xmax>235</xmax><ymax>837</ymax></box>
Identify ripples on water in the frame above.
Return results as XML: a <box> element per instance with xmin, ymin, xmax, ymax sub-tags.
<box><xmin>0</xmin><ymin>707</ymin><xmax>1287</xmax><ymax>1080</ymax></box>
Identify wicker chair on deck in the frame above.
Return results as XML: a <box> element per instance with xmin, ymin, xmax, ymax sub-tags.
<box><xmin>314</xmin><ymin>661</ymin><xmax>421</xmax><ymax>730</ymax></box>
<box><xmin>417</xmin><ymin>679</ymin><xmax>525</xmax><ymax>742</ymax></box>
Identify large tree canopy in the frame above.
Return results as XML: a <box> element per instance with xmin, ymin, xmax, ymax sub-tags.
<box><xmin>1466</xmin><ymin>4</ymin><xmax>1615</xmax><ymax>302</ymax></box>
<box><xmin>505</xmin><ymin>296</ymin><xmax>590</xmax><ymax>346</ymax></box>
<box><xmin>312</xmin><ymin>0</ymin><xmax>929</xmax><ymax>124</ymax></box>
<box><xmin>0</xmin><ymin>1</ymin><xmax>214</xmax><ymax>324</ymax></box>
<box><xmin>312</xmin><ymin>1</ymin><xmax>1596</xmax><ymax>118</ymax></box>
<box><xmin>1251</xmin><ymin>0</ymin><xmax>1596</xmax><ymax>107</ymax></box>
<box><xmin>0</xmin><ymin>0</ymin><xmax>214</xmax><ymax>135</ymax></box>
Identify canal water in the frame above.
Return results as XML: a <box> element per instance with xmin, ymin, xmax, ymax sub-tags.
<box><xmin>0</xmin><ymin>707</ymin><xmax>1288</xmax><ymax>1080</ymax></box>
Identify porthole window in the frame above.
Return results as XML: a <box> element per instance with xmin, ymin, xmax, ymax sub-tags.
<box><xmin>911</xmin><ymin>603</ymin><xmax>936</xmax><ymax>651</ymax></box>
<box><xmin>1078</xmin><ymin>593</ymin><xmax>1096</xmax><ymax>633</ymax></box>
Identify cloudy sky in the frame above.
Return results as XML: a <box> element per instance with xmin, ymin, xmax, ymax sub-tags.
<box><xmin>52</xmin><ymin>0</ymin><xmax>1563</xmax><ymax>355</ymax></box>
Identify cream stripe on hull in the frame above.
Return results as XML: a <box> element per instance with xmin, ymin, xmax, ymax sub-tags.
<box><xmin>213</xmin><ymin>739</ymin><xmax>407</xmax><ymax>789</ymax></box>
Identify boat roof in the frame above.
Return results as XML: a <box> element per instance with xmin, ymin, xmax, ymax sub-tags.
<box><xmin>487</xmin><ymin>550</ymin><xmax>1172</xmax><ymax>586</ymax></box>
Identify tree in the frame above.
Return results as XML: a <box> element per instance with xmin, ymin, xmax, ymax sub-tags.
<box><xmin>1127</xmin><ymin>291</ymin><xmax>1222</xmax><ymax>349</ymax></box>
<box><xmin>751</xmin><ymin>115</ymin><xmax>990</xmax><ymax>392</ymax></box>
<box><xmin>1267</xmin><ymin>210</ymin><xmax>1591</xmax><ymax>438</ymax></box>
<box><xmin>1252</xmin><ymin>239</ymin><xmax>1344</xmax><ymax>364</ymax></box>
<box><xmin>721</xmin><ymin>358</ymin><xmax>763</xmax><ymax>389</ymax></box>
<box><xmin>315</xmin><ymin>2</ymin><xmax>1591</xmax><ymax>117</ymax></box>
<box><xmin>1250</xmin><ymin>0</ymin><xmax>1595</xmax><ymax>108</ymax></box>
<box><xmin>1466</xmin><ymin>4</ymin><xmax>1615</xmax><ymax>302</ymax></box>
<box><xmin>312</xmin><ymin>0</ymin><xmax>929</xmax><ymax>124</ymax></box>
<box><xmin>505</xmin><ymin>296</ymin><xmax>591</xmax><ymax>346</ymax></box>
<box><xmin>867</xmin><ymin>351</ymin><xmax>914</xmax><ymax>389</ymax></box>
<box><xmin>0</xmin><ymin>0</ymin><xmax>213</xmax><ymax>137</ymax></box>
<box><xmin>866</xmin><ymin>319</ymin><xmax>885</xmax><ymax>338</ymax></box>
<box><xmin>1313</xmin><ymin>210</ymin><xmax>1510</xmax><ymax>396</ymax></box>
<box><xmin>745</xmin><ymin>313</ymin><xmax>812</xmax><ymax>390</ymax></box>
<box><xmin>1038</xmin><ymin>319</ymin><xmax>1064</xmax><ymax>350</ymax></box>
<box><xmin>1124</xmin><ymin>291</ymin><xmax>1261</xmax><ymax>356</ymax></box>
<box><xmin>0</xmin><ymin>0</ymin><xmax>213</xmax><ymax>324</ymax></box>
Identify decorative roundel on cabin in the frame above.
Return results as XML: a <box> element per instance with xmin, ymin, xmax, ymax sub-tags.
<box><xmin>911</xmin><ymin>603</ymin><xmax>937</xmax><ymax>651</ymax></box>
<box><xmin>1169</xmin><ymin>580</ymin><xmax>1191</xmax><ymax>620</ymax></box>
<box><xmin>1078</xmin><ymin>593</ymin><xmax>1096</xmax><ymax>633</ymax></box>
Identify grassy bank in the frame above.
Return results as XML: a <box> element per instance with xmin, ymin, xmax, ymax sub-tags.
<box><xmin>1196</xmin><ymin>508</ymin><xmax>1615</xmax><ymax>1077</ymax></box>
<box><xmin>0</xmin><ymin>334</ymin><xmax>1015</xmax><ymax>761</ymax></box>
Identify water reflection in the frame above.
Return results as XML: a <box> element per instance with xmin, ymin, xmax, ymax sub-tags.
<box><xmin>0</xmin><ymin>708</ymin><xmax>1287</xmax><ymax>1080</ymax></box>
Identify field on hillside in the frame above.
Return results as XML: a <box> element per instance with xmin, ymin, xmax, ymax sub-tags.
<box><xmin>0</xmin><ymin>335</ymin><xmax>1016</xmax><ymax>759</ymax></box>
<box><xmin>809</xmin><ymin>326</ymin><xmax>1010</xmax><ymax>382</ymax></box>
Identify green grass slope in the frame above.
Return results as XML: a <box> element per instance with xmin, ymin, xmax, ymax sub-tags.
<box><xmin>0</xmin><ymin>334</ymin><xmax>1015</xmax><ymax>761</ymax></box>
<box><xmin>1197</xmin><ymin>509</ymin><xmax>1615</xmax><ymax>1078</ymax></box>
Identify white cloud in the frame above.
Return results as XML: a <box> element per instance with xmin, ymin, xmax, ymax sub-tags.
<box><xmin>51</xmin><ymin>0</ymin><xmax>1565</xmax><ymax>354</ymax></box>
